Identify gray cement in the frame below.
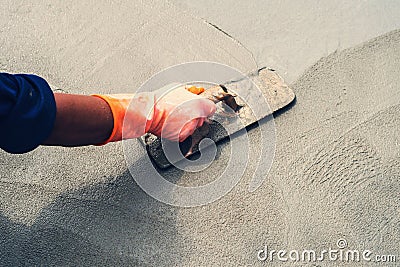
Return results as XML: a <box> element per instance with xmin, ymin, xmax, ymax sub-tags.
<box><xmin>0</xmin><ymin>1</ymin><xmax>399</xmax><ymax>266</ymax></box>
<box><xmin>173</xmin><ymin>0</ymin><xmax>400</xmax><ymax>83</ymax></box>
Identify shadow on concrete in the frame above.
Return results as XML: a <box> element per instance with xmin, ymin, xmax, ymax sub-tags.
<box><xmin>0</xmin><ymin>168</ymin><xmax>184</xmax><ymax>266</ymax></box>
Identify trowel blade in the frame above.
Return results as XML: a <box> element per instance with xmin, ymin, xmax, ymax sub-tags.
<box><xmin>139</xmin><ymin>67</ymin><xmax>295</xmax><ymax>169</ymax></box>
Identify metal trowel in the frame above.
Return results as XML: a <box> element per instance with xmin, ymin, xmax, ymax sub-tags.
<box><xmin>140</xmin><ymin>67</ymin><xmax>296</xmax><ymax>169</ymax></box>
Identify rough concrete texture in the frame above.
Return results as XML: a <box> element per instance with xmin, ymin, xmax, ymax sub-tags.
<box><xmin>173</xmin><ymin>0</ymin><xmax>400</xmax><ymax>83</ymax></box>
<box><xmin>0</xmin><ymin>1</ymin><xmax>399</xmax><ymax>266</ymax></box>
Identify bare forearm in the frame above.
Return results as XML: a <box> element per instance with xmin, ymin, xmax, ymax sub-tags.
<box><xmin>44</xmin><ymin>93</ymin><xmax>113</xmax><ymax>146</ymax></box>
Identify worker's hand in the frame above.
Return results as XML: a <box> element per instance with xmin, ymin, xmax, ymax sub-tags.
<box><xmin>92</xmin><ymin>84</ymin><xmax>216</xmax><ymax>144</ymax></box>
<box><xmin>149</xmin><ymin>84</ymin><xmax>215</xmax><ymax>141</ymax></box>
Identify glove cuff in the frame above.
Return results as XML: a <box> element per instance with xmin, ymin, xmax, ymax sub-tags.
<box><xmin>92</xmin><ymin>93</ymin><xmax>156</xmax><ymax>144</ymax></box>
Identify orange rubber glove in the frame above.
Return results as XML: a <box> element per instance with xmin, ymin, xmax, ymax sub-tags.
<box><xmin>92</xmin><ymin>84</ymin><xmax>215</xmax><ymax>144</ymax></box>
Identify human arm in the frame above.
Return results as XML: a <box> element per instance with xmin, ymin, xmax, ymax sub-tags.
<box><xmin>0</xmin><ymin>73</ymin><xmax>56</xmax><ymax>153</ymax></box>
<box><xmin>49</xmin><ymin>85</ymin><xmax>216</xmax><ymax>146</ymax></box>
<box><xmin>43</xmin><ymin>93</ymin><xmax>114</xmax><ymax>146</ymax></box>
<box><xmin>0</xmin><ymin>73</ymin><xmax>215</xmax><ymax>153</ymax></box>
<box><xmin>92</xmin><ymin>83</ymin><xmax>216</xmax><ymax>143</ymax></box>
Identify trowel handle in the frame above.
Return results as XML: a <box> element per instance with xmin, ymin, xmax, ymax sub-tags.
<box><xmin>186</xmin><ymin>86</ymin><xmax>205</xmax><ymax>95</ymax></box>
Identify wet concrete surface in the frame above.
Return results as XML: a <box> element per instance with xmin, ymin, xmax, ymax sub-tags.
<box><xmin>0</xmin><ymin>1</ymin><xmax>399</xmax><ymax>266</ymax></box>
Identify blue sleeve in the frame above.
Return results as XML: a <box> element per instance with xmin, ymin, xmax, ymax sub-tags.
<box><xmin>0</xmin><ymin>73</ymin><xmax>56</xmax><ymax>154</ymax></box>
